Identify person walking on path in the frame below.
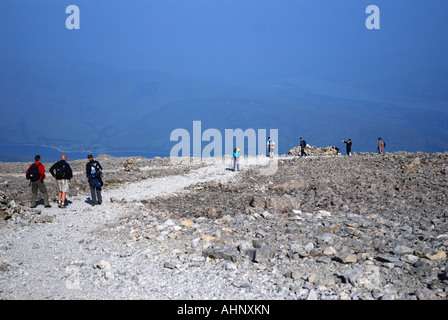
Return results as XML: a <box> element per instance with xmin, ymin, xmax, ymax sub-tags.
<box><xmin>267</xmin><ymin>137</ymin><xmax>275</xmax><ymax>157</ymax></box>
<box><xmin>342</xmin><ymin>138</ymin><xmax>352</xmax><ymax>156</ymax></box>
<box><xmin>26</xmin><ymin>155</ymin><xmax>51</xmax><ymax>208</ymax></box>
<box><xmin>377</xmin><ymin>137</ymin><xmax>385</xmax><ymax>155</ymax></box>
<box><xmin>86</xmin><ymin>155</ymin><xmax>103</xmax><ymax>206</ymax></box>
<box><xmin>50</xmin><ymin>154</ymin><xmax>73</xmax><ymax>208</ymax></box>
<box><xmin>233</xmin><ymin>148</ymin><xmax>242</xmax><ymax>172</ymax></box>
<box><xmin>299</xmin><ymin>137</ymin><xmax>307</xmax><ymax>157</ymax></box>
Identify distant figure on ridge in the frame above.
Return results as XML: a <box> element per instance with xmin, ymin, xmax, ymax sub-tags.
<box><xmin>267</xmin><ymin>137</ymin><xmax>275</xmax><ymax>157</ymax></box>
<box><xmin>377</xmin><ymin>137</ymin><xmax>385</xmax><ymax>155</ymax></box>
<box><xmin>86</xmin><ymin>155</ymin><xmax>103</xmax><ymax>206</ymax></box>
<box><xmin>342</xmin><ymin>138</ymin><xmax>352</xmax><ymax>156</ymax></box>
<box><xmin>50</xmin><ymin>154</ymin><xmax>73</xmax><ymax>208</ymax></box>
<box><xmin>26</xmin><ymin>155</ymin><xmax>51</xmax><ymax>208</ymax></box>
<box><xmin>299</xmin><ymin>137</ymin><xmax>307</xmax><ymax>157</ymax></box>
<box><xmin>233</xmin><ymin>148</ymin><xmax>242</xmax><ymax>172</ymax></box>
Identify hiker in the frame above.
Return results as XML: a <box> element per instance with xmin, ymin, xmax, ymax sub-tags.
<box><xmin>233</xmin><ymin>148</ymin><xmax>242</xmax><ymax>171</ymax></box>
<box><xmin>267</xmin><ymin>137</ymin><xmax>275</xmax><ymax>157</ymax></box>
<box><xmin>26</xmin><ymin>155</ymin><xmax>51</xmax><ymax>208</ymax></box>
<box><xmin>377</xmin><ymin>137</ymin><xmax>385</xmax><ymax>155</ymax></box>
<box><xmin>86</xmin><ymin>155</ymin><xmax>103</xmax><ymax>206</ymax></box>
<box><xmin>50</xmin><ymin>154</ymin><xmax>73</xmax><ymax>208</ymax></box>
<box><xmin>342</xmin><ymin>139</ymin><xmax>352</xmax><ymax>156</ymax></box>
<box><xmin>299</xmin><ymin>137</ymin><xmax>307</xmax><ymax>157</ymax></box>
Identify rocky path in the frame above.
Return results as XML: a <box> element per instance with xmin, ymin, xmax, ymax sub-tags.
<box><xmin>0</xmin><ymin>155</ymin><xmax>276</xmax><ymax>299</ymax></box>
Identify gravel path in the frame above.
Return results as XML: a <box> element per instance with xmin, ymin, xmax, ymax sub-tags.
<box><xmin>0</xmin><ymin>156</ymin><xmax>278</xmax><ymax>299</ymax></box>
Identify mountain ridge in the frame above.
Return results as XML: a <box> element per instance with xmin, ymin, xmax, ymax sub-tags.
<box><xmin>1</xmin><ymin>59</ymin><xmax>447</xmax><ymax>162</ymax></box>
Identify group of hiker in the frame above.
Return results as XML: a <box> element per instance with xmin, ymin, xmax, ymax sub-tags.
<box><xmin>231</xmin><ymin>136</ymin><xmax>276</xmax><ymax>171</ymax></box>
<box><xmin>25</xmin><ymin>154</ymin><xmax>104</xmax><ymax>209</ymax></box>
<box><xmin>340</xmin><ymin>137</ymin><xmax>386</xmax><ymax>156</ymax></box>
<box><xmin>284</xmin><ymin>136</ymin><xmax>386</xmax><ymax>157</ymax></box>
<box><xmin>232</xmin><ymin>136</ymin><xmax>386</xmax><ymax>167</ymax></box>
<box><xmin>232</xmin><ymin>136</ymin><xmax>277</xmax><ymax>171</ymax></box>
<box><xmin>28</xmin><ymin>137</ymin><xmax>387</xmax><ymax>207</ymax></box>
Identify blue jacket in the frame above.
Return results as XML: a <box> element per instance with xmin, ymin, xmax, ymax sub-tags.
<box><xmin>233</xmin><ymin>150</ymin><xmax>241</xmax><ymax>158</ymax></box>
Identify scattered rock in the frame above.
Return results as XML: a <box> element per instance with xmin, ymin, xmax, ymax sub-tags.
<box><xmin>202</xmin><ymin>248</ymin><xmax>240</xmax><ymax>262</ymax></box>
<box><xmin>334</xmin><ymin>252</ymin><xmax>357</xmax><ymax>264</ymax></box>
<box><xmin>163</xmin><ymin>262</ymin><xmax>177</xmax><ymax>269</ymax></box>
<box><xmin>0</xmin><ymin>262</ymin><xmax>9</xmax><ymax>272</ymax></box>
<box><xmin>287</xmin><ymin>145</ymin><xmax>340</xmax><ymax>157</ymax></box>
<box><xmin>95</xmin><ymin>260</ymin><xmax>112</xmax><ymax>270</ymax></box>
<box><xmin>425</xmin><ymin>250</ymin><xmax>446</xmax><ymax>261</ymax></box>
<box><xmin>1</xmin><ymin>152</ymin><xmax>447</xmax><ymax>300</ymax></box>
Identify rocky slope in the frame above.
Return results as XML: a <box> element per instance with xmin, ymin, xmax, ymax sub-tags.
<box><xmin>0</xmin><ymin>151</ymin><xmax>447</xmax><ymax>300</ymax></box>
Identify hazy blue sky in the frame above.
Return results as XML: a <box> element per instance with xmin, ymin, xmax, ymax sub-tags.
<box><xmin>2</xmin><ymin>0</ymin><xmax>448</xmax><ymax>110</ymax></box>
<box><xmin>1</xmin><ymin>0</ymin><xmax>448</xmax><ymax>159</ymax></box>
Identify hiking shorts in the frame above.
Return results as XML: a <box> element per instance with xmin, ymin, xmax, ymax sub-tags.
<box><xmin>57</xmin><ymin>179</ymin><xmax>70</xmax><ymax>193</ymax></box>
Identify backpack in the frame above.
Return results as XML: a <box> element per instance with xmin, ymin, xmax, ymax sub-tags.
<box><xmin>90</xmin><ymin>161</ymin><xmax>102</xmax><ymax>179</ymax></box>
<box><xmin>301</xmin><ymin>140</ymin><xmax>307</xmax><ymax>148</ymax></box>
<box><xmin>55</xmin><ymin>162</ymin><xmax>67</xmax><ymax>179</ymax></box>
<box><xmin>26</xmin><ymin>164</ymin><xmax>41</xmax><ymax>182</ymax></box>
<box><xmin>383</xmin><ymin>141</ymin><xmax>386</xmax><ymax>148</ymax></box>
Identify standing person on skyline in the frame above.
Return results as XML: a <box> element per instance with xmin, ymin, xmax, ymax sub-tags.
<box><xmin>50</xmin><ymin>154</ymin><xmax>73</xmax><ymax>208</ymax></box>
<box><xmin>26</xmin><ymin>155</ymin><xmax>51</xmax><ymax>208</ymax></box>
<box><xmin>233</xmin><ymin>148</ymin><xmax>241</xmax><ymax>172</ymax></box>
<box><xmin>342</xmin><ymin>138</ymin><xmax>352</xmax><ymax>157</ymax></box>
<box><xmin>377</xmin><ymin>138</ymin><xmax>385</xmax><ymax>155</ymax></box>
<box><xmin>86</xmin><ymin>155</ymin><xmax>103</xmax><ymax>206</ymax></box>
<box><xmin>299</xmin><ymin>137</ymin><xmax>307</xmax><ymax>157</ymax></box>
<box><xmin>267</xmin><ymin>137</ymin><xmax>275</xmax><ymax>157</ymax></box>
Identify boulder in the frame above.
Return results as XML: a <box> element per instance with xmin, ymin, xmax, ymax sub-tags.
<box><xmin>288</xmin><ymin>145</ymin><xmax>340</xmax><ymax>157</ymax></box>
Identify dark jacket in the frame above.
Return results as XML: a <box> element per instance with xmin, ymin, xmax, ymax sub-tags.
<box><xmin>343</xmin><ymin>140</ymin><xmax>352</xmax><ymax>152</ymax></box>
<box><xmin>50</xmin><ymin>160</ymin><xmax>73</xmax><ymax>180</ymax></box>
<box><xmin>86</xmin><ymin>159</ymin><xmax>103</xmax><ymax>189</ymax></box>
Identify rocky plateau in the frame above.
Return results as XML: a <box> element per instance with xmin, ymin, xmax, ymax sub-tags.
<box><xmin>1</xmin><ymin>148</ymin><xmax>448</xmax><ymax>300</ymax></box>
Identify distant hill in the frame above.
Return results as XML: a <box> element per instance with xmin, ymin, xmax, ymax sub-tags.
<box><xmin>1</xmin><ymin>59</ymin><xmax>447</xmax><ymax>161</ymax></box>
